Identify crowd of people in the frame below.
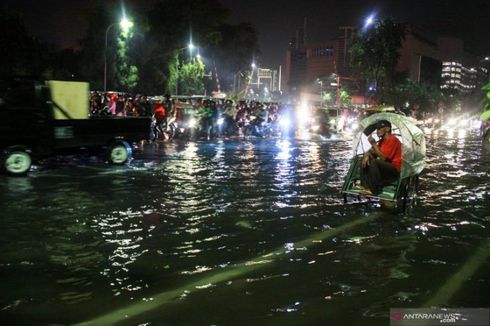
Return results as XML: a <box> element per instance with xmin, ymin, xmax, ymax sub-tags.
<box><xmin>148</xmin><ymin>96</ymin><xmax>330</xmax><ymax>141</ymax></box>
<box><xmin>89</xmin><ymin>91</ymin><xmax>338</xmax><ymax>140</ymax></box>
<box><xmin>89</xmin><ymin>91</ymin><xmax>153</xmax><ymax>117</ymax></box>
<box><xmin>88</xmin><ymin>91</ymin><xmax>457</xmax><ymax>139</ymax></box>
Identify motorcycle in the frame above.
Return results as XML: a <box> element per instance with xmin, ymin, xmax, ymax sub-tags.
<box><xmin>217</xmin><ymin>115</ymin><xmax>239</xmax><ymax>137</ymax></box>
<box><xmin>243</xmin><ymin>115</ymin><xmax>272</xmax><ymax>138</ymax></box>
<box><xmin>176</xmin><ymin>113</ymin><xmax>201</xmax><ymax>140</ymax></box>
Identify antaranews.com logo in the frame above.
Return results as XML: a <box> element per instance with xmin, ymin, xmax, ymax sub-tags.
<box><xmin>389</xmin><ymin>308</ymin><xmax>489</xmax><ymax>325</ymax></box>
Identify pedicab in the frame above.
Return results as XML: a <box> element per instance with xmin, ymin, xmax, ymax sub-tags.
<box><xmin>341</xmin><ymin>111</ymin><xmax>426</xmax><ymax>212</ymax></box>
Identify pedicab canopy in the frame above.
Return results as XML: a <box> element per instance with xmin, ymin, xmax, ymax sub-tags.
<box><xmin>480</xmin><ymin>110</ymin><xmax>490</xmax><ymax>121</ymax></box>
<box><xmin>480</xmin><ymin>82</ymin><xmax>490</xmax><ymax>121</ymax></box>
<box><xmin>353</xmin><ymin>111</ymin><xmax>426</xmax><ymax>179</ymax></box>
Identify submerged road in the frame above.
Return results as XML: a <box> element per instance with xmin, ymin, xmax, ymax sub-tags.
<box><xmin>0</xmin><ymin>131</ymin><xmax>488</xmax><ymax>325</ymax></box>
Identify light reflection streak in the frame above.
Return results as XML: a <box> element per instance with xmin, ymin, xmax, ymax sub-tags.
<box><xmin>213</xmin><ymin>141</ymin><xmax>225</xmax><ymax>163</ymax></box>
<box><xmin>180</xmin><ymin>266</ymin><xmax>212</xmax><ymax>275</ymax></box>
<box><xmin>76</xmin><ymin>213</ymin><xmax>380</xmax><ymax>326</ymax></box>
<box><xmin>238</xmin><ymin>141</ymin><xmax>259</xmax><ymax>181</ymax></box>
<box><xmin>274</xmin><ymin>140</ymin><xmax>294</xmax><ymax>205</ymax></box>
<box><xmin>91</xmin><ymin>209</ymin><xmax>151</xmax><ymax>294</ymax></box>
<box><xmin>425</xmin><ymin>239</ymin><xmax>490</xmax><ymax>306</ymax></box>
<box><xmin>276</xmin><ymin>139</ymin><xmax>291</xmax><ymax>160</ymax></box>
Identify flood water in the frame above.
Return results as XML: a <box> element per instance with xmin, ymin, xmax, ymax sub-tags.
<box><xmin>1</xmin><ymin>131</ymin><xmax>489</xmax><ymax>325</ymax></box>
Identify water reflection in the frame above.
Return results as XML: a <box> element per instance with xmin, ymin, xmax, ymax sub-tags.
<box><xmin>4</xmin><ymin>176</ymin><xmax>34</xmax><ymax>193</ymax></box>
<box><xmin>274</xmin><ymin>140</ymin><xmax>294</xmax><ymax>203</ymax></box>
<box><xmin>0</xmin><ymin>132</ymin><xmax>488</xmax><ymax>325</ymax></box>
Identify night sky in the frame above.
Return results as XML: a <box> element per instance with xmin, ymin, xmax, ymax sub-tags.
<box><xmin>3</xmin><ymin>0</ymin><xmax>490</xmax><ymax>68</ymax></box>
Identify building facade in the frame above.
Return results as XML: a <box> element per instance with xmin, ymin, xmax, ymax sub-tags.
<box><xmin>440</xmin><ymin>62</ymin><xmax>488</xmax><ymax>95</ymax></box>
<box><xmin>284</xmin><ymin>26</ymin><xmax>360</xmax><ymax>95</ymax></box>
<box><xmin>285</xmin><ymin>24</ymin><xmax>489</xmax><ymax>98</ymax></box>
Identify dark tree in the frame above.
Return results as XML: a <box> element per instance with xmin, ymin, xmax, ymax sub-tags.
<box><xmin>349</xmin><ymin>18</ymin><xmax>405</xmax><ymax>102</ymax></box>
<box><xmin>78</xmin><ymin>2</ymin><xmax>112</xmax><ymax>90</ymax></box>
<box><xmin>210</xmin><ymin>23</ymin><xmax>260</xmax><ymax>93</ymax></box>
<box><xmin>138</xmin><ymin>0</ymin><xmax>230</xmax><ymax>94</ymax></box>
<box><xmin>0</xmin><ymin>8</ymin><xmax>50</xmax><ymax>77</ymax></box>
<box><xmin>386</xmin><ymin>79</ymin><xmax>443</xmax><ymax>112</ymax></box>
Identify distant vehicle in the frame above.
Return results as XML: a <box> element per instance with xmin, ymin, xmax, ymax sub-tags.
<box><xmin>0</xmin><ymin>78</ymin><xmax>151</xmax><ymax>175</ymax></box>
<box><xmin>341</xmin><ymin>112</ymin><xmax>426</xmax><ymax>213</ymax></box>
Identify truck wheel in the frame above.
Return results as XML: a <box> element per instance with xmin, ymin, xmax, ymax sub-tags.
<box><xmin>2</xmin><ymin>149</ymin><xmax>32</xmax><ymax>175</ymax></box>
<box><xmin>108</xmin><ymin>141</ymin><xmax>132</xmax><ymax>164</ymax></box>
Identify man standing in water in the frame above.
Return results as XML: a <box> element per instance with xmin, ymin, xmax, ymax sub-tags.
<box><xmin>360</xmin><ymin>120</ymin><xmax>402</xmax><ymax>195</ymax></box>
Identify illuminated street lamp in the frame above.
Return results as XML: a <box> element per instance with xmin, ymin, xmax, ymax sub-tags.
<box><xmin>104</xmin><ymin>16</ymin><xmax>134</xmax><ymax>92</ymax></box>
<box><xmin>363</xmin><ymin>13</ymin><xmax>376</xmax><ymax>30</ymax></box>
<box><xmin>120</xmin><ymin>17</ymin><xmax>134</xmax><ymax>35</ymax></box>
<box><xmin>365</xmin><ymin>15</ymin><xmax>374</xmax><ymax>26</ymax></box>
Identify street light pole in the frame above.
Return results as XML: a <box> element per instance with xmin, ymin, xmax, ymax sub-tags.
<box><xmin>104</xmin><ymin>23</ymin><xmax>116</xmax><ymax>92</ymax></box>
<box><xmin>103</xmin><ymin>17</ymin><xmax>133</xmax><ymax>92</ymax></box>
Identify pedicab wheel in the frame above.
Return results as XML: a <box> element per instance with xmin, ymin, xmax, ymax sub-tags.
<box><xmin>484</xmin><ymin>130</ymin><xmax>490</xmax><ymax>143</ymax></box>
<box><xmin>398</xmin><ymin>176</ymin><xmax>418</xmax><ymax>213</ymax></box>
<box><xmin>107</xmin><ymin>141</ymin><xmax>132</xmax><ymax>164</ymax></box>
<box><xmin>2</xmin><ymin>148</ymin><xmax>32</xmax><ymax>176</ymax></box>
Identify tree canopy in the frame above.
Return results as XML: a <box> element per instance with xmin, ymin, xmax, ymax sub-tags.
<box><xmin>0</xmin><ymin>8</ymin><xmax>51</xmax><ymax>77</ymax></box>
<box><xmin>386</xmin><ymin>79</ymin><xmax>443</xmax><ymax>112</ymax></box>
<box><xmin>2</xmin><ymin>1</ymin><xmax>260</xmax><ymax>95</ymax></box>
<box><xmin>349</xmin><ymin>18</ymin><xmax>405</xmax><ymax>102</ymax></box>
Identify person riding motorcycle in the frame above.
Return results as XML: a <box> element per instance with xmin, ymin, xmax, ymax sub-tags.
<box><xmin>150</xmin><ymin>97</ymin><xmax>167</xmax><ymax>141</ymax></box>
<box><xmin>255</xmin><ymin>104</ymin><xmax>269</xmax><ymax>124</ymax></box>
<box><xmin>221</xmin><ymin>100</ymin><xmax>238</xmax><ymax>136</ymax></box>
<box><xmin>243</xmin><ymin>103</ymin><xmax>270</xmax><ymax>137</ymax></box>
<box><xmin>198</xmin><ymin>100</ymin><xmax>215</xmax><ymax>139</ymax></box>
<box><xmin>315</xmin><ymin>107</ymin><xmax>331</xmax><ymax>136</ymax></box>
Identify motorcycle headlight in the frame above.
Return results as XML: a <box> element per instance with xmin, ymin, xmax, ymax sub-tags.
<box><xmin>217</xmin><ymin>118</ymin><xmax>224</xmax><ymax>125</ymax></box>
<box><xmin>188</xmin><ymin>118</ymin><xmax>197</xmax><ymax>128</ymax></box>
<box><xmin>279</xmin><ymin>117</ymin><xmax>291</xmax><ymax>129</ymax></box>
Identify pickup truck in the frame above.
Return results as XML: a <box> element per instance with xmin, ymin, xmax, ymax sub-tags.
<box><xmin>0</xmin><ymin>78</ymin><xmax>151</xmax><ymax>175</ymax></box>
